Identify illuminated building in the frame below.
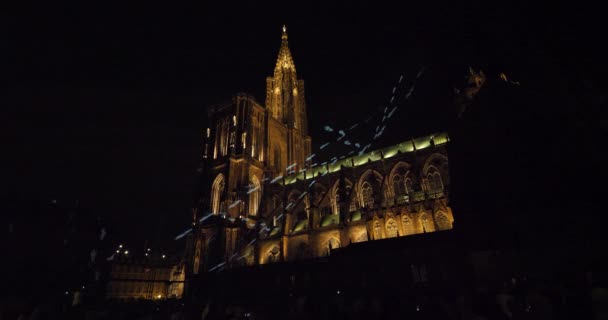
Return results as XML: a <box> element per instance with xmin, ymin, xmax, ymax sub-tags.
<box><xmin>105</xmin><ymin>254</ymin><xmax>185</xmax><ymax>300</ymax></box>
<box><xmin>186</xmin><ymin>26</ymin><xmax>456</xmax><ymax>276</ymax></box>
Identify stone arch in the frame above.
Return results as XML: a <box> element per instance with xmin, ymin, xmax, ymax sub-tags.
<box><xmin>385</xmin><ymin>218</ymin><xmax>399</xmax><ymax>238</ymax></box>
<box><xmin>211</xmin><ymin>173</ymin><xmax>226</xmax><ymax>214</ymax></box>
<box><xmin>434</xmin><ymin>211</ymin><xmax>452</xmax><ymax>230</ymax></box>
<box><xmin>388</xmin><ymin>161</ymin><xmax>411</xmax><ymax>198</ymax></box>
<box><xmin>313</xmin><ymin>183</ymin><xmax>328</xmax><ymax>207</ymax></box>
<box><xmin>423</xmin><ymin>153</ymin><xmax>449</xmax><ymax>188</ymax></box>
<box><xmin>248</xmin><ymin>175</ymin><xmax>262</xmax><ymax>216</ymax></box>
<box><xmin>331</xmin><ymin>178</ymin><xmax>354</xmax><ymax>215</ymax></box>
<box><xmin>422</xmin><ymin>153</ymin><xmax>448</xmax><ymax>175</ymax></box>
<box><xmin>357</xmin><ymin>169</ymin><xmax>384</xmax><ymax>208</ymax></box>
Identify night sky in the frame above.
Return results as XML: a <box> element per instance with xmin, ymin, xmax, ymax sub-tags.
<box><xmin>4</xmin><ymin>2</ymin><xmax>605</xmax><ymax>249</ymax></box>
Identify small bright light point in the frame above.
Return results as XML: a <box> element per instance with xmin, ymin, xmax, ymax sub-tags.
<box><xmin>145</xmin><ymin>253</ymin><xmax>148</xmax><ymax>256</ymax></box>
<box><xmin>116</xmin><ymin>250</ymin><xmax>120</xmax><ymax>253</ymax></box>
<box><xmin>124</xmin><ymin>250</ymin><xmax>129</xmax><ymax>255</ymax></box>
<box><xmin>157</xmin><ymin>294</ymin><xmax>162</xmax><ymax>299</ymax></box>
<box><xmin>336</xmin><ymin>290</ymin><xmax>341</xmax><ymax>295</ymax></box>
<box><xmin>65</xmin><ymin>291</ymin><xmax>69</xmax><ymax>295</ymax></box>
<box><xmin>162</xmin><ymin>255</ymin><xmax>166</xmax><ymax>259</ymax></box>
<box><xmin>82</xmin><ymin>286</ymin><xmax>85</xmax><ymax>289</ymax></box>
<box><xmin>119</xmin><ymin>244</ymin><xmax>123</xmax><ymax>248</ymax></box>
<box><xmin>147</xmin><ymin>248</ymin><xmax>151</xmax><ymax>251</ymax></box>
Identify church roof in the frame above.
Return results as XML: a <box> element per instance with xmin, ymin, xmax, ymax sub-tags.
<box><xmin>280</xmin><ymin>132</ymin><xmax>450</xmax><ymax>185</ymax></box>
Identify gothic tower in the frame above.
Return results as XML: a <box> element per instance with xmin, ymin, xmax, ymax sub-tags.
<box><xmin>265</xmin><ymin>26</ymin><xmax>312</xmax><ymax>174</ymax></box>
<box><xmin>188</xmin><ymin>26</ymin><xmax>312</xmax><ymax>276</ymax></box>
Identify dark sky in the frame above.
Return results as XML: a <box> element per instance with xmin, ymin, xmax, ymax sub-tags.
<box><xmin>3</xmin><ymin>2</ymin><xmax>604</xmax><ymax>248</ymax></box>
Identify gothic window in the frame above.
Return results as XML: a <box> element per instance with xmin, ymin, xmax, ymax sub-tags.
<box><xmin>405</xmin><ymin>177</ymin><xmax>414</xmax><ymax>194</ymax></box>
<box><xmin>428</xmin><ymin>171</ymin><xmax>444</xmax><ymax>192</ymax></box>
<box><xmin>361</xmin><ymin>182</ymin><xmax>374</xmax><ymax>208</ymax></box>
<box><xmin>393</xmin><ymin>175</ymin><xmax>405</xmax><ymax>197</ymax></box>
<box><xmin>248</xmin><ymin>176</ymin><xmax>261</xmax><ymax>216</ymax></box>
<box><xmin>348</xmin><ymin>186</ymin><xmax>357</xmax><ymax>212</ymax></box>
<box><xmin>386</xmin><ymin>218</ymin><xmax>399</xmax><ymax>238</ymax></box>
<box><xmin>211</xmin><ymin>174</ymin><xmax>225</xmax><ymax>214</ymax></box>
<box><xmin>332</xmin><ymin>181</ymin><xmax>352</xmax><ymax>215</ymax></box>
<box><xmin>229</xmin><ymin>131</ymin><xmax>236</xmax><ymax>153</ymax></box>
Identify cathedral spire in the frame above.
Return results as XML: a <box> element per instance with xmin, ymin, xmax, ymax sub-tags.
<box><xmin>275</xmin><ymin>25</ymin><xmax>295</xmax><ymax>72</ymax></box>
<box><xmin>265</xmin><ymin>25</ymin><xmax>311</xmax><ymax>173</ymax></box>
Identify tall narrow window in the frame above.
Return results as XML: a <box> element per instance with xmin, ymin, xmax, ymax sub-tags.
<box><xmin>405</xmin><ymin>177</ymin><xmax>414</xmax><ymax>194</ymax></box>
<box><xmin>248</xmin><ymin>176</ymin><xmax>261</xmax><ymax>216</ymax></box>
<box><xmin>361</xmin><ymin>182</ymin><xmax>374</xmax><ymax>208</ymax></box>
<box><xmin>211</xmin><ymin>174</ymin><xmax>225</xmax><ymax>214</ymax></box>
<box><xmin>429</xmin><ymin>172</ymin><xmax>443</xmax><ymax>192</ymax></box>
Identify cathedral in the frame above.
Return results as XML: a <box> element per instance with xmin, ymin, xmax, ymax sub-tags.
<box><xmin>185</xmin><ymin>26</ymin><xmax>455</xmax><ymax>276</ymax></box>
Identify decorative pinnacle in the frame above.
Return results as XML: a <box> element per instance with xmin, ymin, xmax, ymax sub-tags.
<box><xmin>282</xmin><ymin>25</ymin><xmax>288</xmax><ymax>41</ymax></box>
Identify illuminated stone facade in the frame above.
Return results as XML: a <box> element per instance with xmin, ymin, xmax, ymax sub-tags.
<box><xmin>106</xmin><ymin>257</ymin><xmax>185</xmax><ymax>300</ymax></box>
<box><xmin>187</xmin><ymin>27</ymin><xmax>454</xmax><ymax>275</ymax></box>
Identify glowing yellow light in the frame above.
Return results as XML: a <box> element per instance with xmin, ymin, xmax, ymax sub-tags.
<box><xmin>206</xmin><ymin>128</ymin><xmax>210</xmax><ymax>138</ymax></box>
<box><xmin>124</xmin><ymin>250</ymin><xmax>129</xmax><ymax>255</ymax></box>
<box><xmin>282</xmin><ymin>25</ymin><xmax>286</xmax><ymax>33</ymax></box>
<box><xmin>119</xmin><ymin>244</ymin><xmax>123</xmax><ymax>248</ymax></box>
<box><xmin>157</xmin><ymin>294</ymin><xmax>162</xmax><ymax>299</ymax></box>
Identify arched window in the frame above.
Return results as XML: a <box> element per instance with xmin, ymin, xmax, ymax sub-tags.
<box><xmin>429</xmin><ymin>172</ymin><xmax>444</xmax><ymax>192</ymax></box>
<box><xmin>332</xmin><ymin>180</ymin><xmax>354</xmax><ymax>214</ymax></box>
<box><xmin>211</xmin><ymin>174</ymin><xmax>225</xmax><ymax>214</ymax></box>
<box><xmin>361</xmin><ymin>182</ymin><xmax>374</xmax><ymax>208</ymax></box>
<box><xmin>393</xmin><ymin>174</ymin><xmax>405</xmax><ymax>197</ymax></box>
<box><xmin>248</xmin><ymin>176</ymin><xmax>261</xmax><ymax>216</ymax></box>
<box><xmin>405</xmin><ymin>177</ymin><xmax>414</xmax><ymax>194</ymax></box>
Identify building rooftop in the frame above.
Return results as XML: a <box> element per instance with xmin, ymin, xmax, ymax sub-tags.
<box><xmin>281</xmin><ymin>131</ymin><xmax>449</xmax><ymax>185</ymax></box>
